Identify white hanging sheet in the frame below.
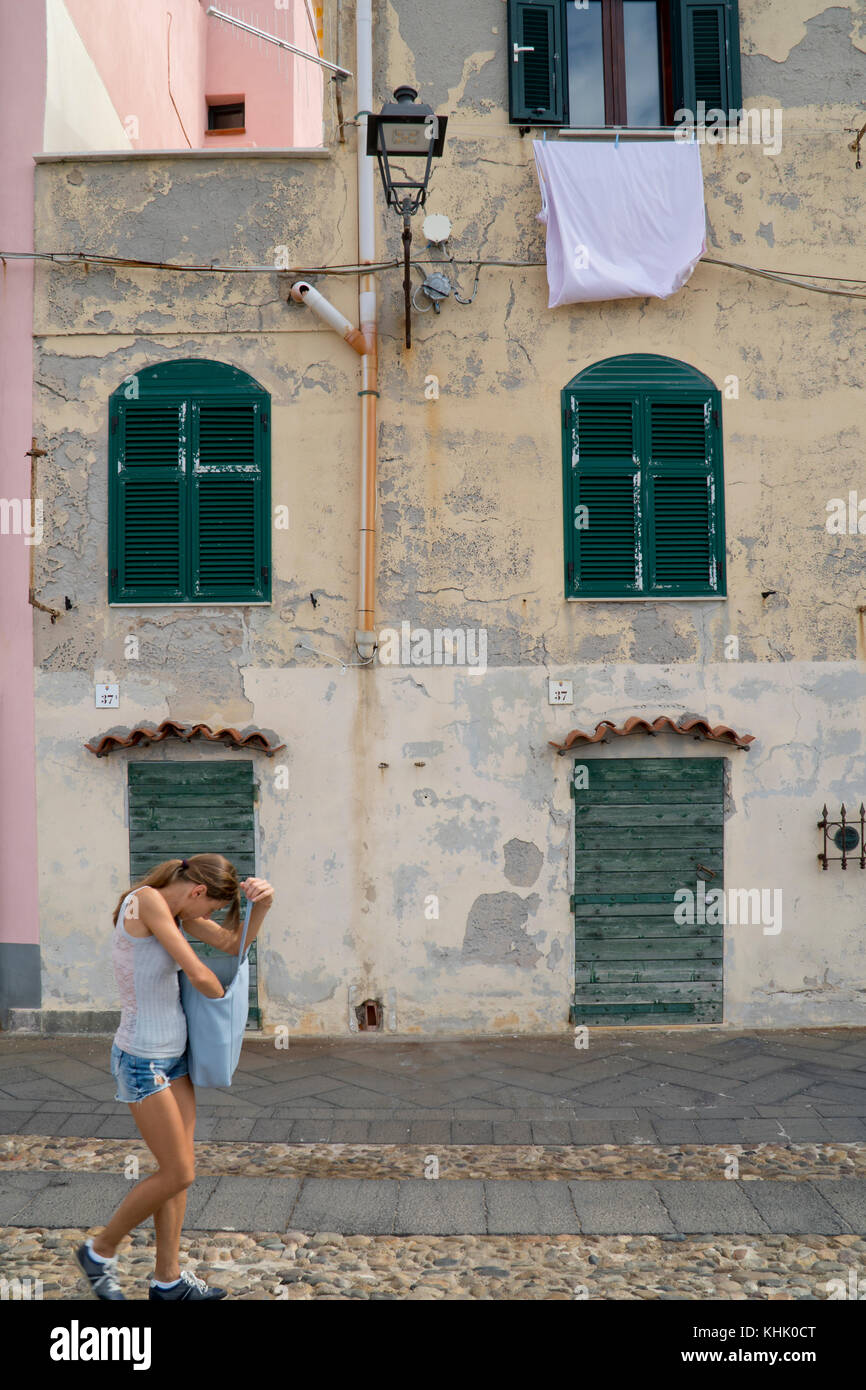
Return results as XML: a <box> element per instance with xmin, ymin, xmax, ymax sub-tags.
<box><xmin>533</xmin><ymin>140</ymin><xmax>706</xmax><ymax>306</ymax></box>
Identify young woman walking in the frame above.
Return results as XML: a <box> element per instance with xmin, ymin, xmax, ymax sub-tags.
<box><xmin>75</xmin><ymin>853</ymin><xmax>274</xmax><ymax>1301</ymax></box>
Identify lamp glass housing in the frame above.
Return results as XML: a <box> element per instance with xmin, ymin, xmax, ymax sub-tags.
<box><xmin>366</xmin><ymin>87</ymin><xmax>447</xmax><ymax>209</ymax></box>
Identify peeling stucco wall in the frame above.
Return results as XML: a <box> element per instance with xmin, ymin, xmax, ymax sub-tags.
<box><xmin>29</xmin><ymin>1</ymin><xmax>866</xmax><ymax>1033</ymax></box>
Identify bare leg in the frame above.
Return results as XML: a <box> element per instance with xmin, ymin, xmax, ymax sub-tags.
<box><xmin>151</xmin><ymin>1074</ymin><xmax>196</xmax><ymax>1282</ymax></box>
<box><xmin>91</xmin><ymin>1085</ymin><xmax>194</xmax><ymax>1257</ymax></box>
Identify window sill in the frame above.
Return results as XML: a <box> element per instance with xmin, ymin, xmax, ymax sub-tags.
<box><xmin>108</xmin><ymin>602</ymin><xmax>271</xmax><ymax>607</ymax></box>
<box><xmin>205</xmin><ymin>127</ymin><xmax>247</xmax><ymax>136</ymax></box>
<box><xmin>35</xmin><ymin>149</ymin><xmax>329</xmax><ymax>162</ymax></box>
<box><xmin>557</xmin><ymin>127</ymin><xmax>691</xmax><ymax>141</ymax></box>
<box><xmin>515</xmin><ymin>124</ymin><xmax>738</xmax><ymax>140</ymax></box>
<box><xmin>566</xmin><ymin>595</ymin><xmax>727</xmax><ymax>603</ymax></box>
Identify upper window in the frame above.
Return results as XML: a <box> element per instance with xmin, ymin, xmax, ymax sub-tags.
<box><xmin>507</xmin><ymin>1</ymin><xmax>741</xmax><ymax>127</ymax></box>
<box><xmin>207</xmin><ymin>100</ymin><xmax>246</xmax><ymax>133</ymax></box>
<box><xmin>562</xmin><ymin>354</ymin><xmax>725</xmax><ymax>598</ymax></box>
<box><xmin>108</xmin><ymin>360</ymin><xmax>271</xmax><ymax>605</ymax></box>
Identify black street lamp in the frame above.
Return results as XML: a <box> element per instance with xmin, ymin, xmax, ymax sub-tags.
<box><xmin>367</xmin><ymin>86</ymin><xmax>448</xmax><ymax>347</ymax></box>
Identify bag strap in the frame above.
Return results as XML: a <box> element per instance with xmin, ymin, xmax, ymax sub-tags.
<box><xmin>233</xmin><ymin>897</ymin><xmax>254</xmax><ymax>980</ymax></box>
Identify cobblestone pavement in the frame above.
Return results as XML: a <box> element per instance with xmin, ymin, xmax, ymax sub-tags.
<box><xmin>3</xmin><ymin>1135</ymin><xmax>866</xmax><ymax>1180</ymax></box>
<box><xmin>3</xmin><ymin>1227</ymin><xmax>865</xmax><ymax>1300</ymax></box>
<box><xmin>2</xmin><ymin>1029</ymin><xmax>864</xmax><ymax>1300</ymax></box>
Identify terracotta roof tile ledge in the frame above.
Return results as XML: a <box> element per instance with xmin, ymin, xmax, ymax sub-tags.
<box><xmin>85</xmin><ymin>719</ymin><xmax>286</xmax><ymax>758</ymax></box>
<box><xmin>549</xmin><ymin>714</ymin><xmax>755</xmax><ymax>753</ymax></box>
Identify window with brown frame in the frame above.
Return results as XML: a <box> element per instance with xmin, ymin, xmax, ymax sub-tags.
<box><xmin>207</xmin><ymin>100</ymin><xmax>246</xmax><ymax>132</ymax></box>
<box><xmin>508</xmin><ymin>0</ymin><xmax>741</xmax><ymax>129</ymax></box>
<box><xmin>567</xmin><ymin>1</ymin><xmax>672</xmax><ymax>127</ymax></box>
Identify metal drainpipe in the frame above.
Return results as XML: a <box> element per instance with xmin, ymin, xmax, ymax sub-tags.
<box><xmin>289</xmin><ymin>281</ymin><xmax>367</xmax><ymax>354</ymax></box>
<box><xmin>289</xmin><ymin>3</ymin><xmax>377</xmax><ymax>663</ymax></box>
<box><xmin>354</xmin><ymin>0</ymin><xmax>377</xmax><ymax>663</ymax></box>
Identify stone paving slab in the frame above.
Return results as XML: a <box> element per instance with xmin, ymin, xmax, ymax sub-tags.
<box><xmin>696</xmin><ymin>1120</ymin><xmax>764</xmax><ymax>1142</ymax></box>
<box><xmin>0</xmin><ymin>1172</ymin><xmax>55</xmax><ymax>1223</ymax></box>
<box><xmin>6</xmin><ymin>1107</ymin><xmax>866</xmax><ymax>1145</ymax></box>
<box><xmin>656</xmin><ymin>1182</ymin><xmax>771</xmax><ymax>1234</ymax></box>
<box><xmin>567</xmin><ymin>1180</ymin><xmax>676</xmax><ymax>1235</ymax></box>
<box><xmin>5</xmin><ymin>1174</ymin><xmax>221</xmax><ymax>1229</ymax></box>
<box><xmin>2</xmin><ymin>1030</ymin><xmax>866</xmax><ymax>1145</ymax></box>
<box><xmin>1</xmin><ymin>1172</ymin><xmax>862</xmax><ymax>1235</ymax></box>
<box><xmin>742</xmin><ymin>1181</ymin><xmax>851</xmax><ymax>1235</ymax></box>
<box><xmin>394</xmin><ymin>1180</ymin><xmax>487</xmax><ymax>1235</ymax></box>
<box><xmin>290</xmin><ymin>1179</ymin><xmax>398</xmax><ymax>1234</ymax></box>
<box><xmin>485</xmin><ymin>1180</ymin><xmax>582</xmax><ymax>1234</ymax></box>
<box><xmin>814</xmin><ymin>1181</ymin><xmax>866</xmax><ymax>1230</ymax></box>
<box><xmin>192</xmin><ymin>1177</ymin><xmax>300</xmax><ymax>1233</ymax></box>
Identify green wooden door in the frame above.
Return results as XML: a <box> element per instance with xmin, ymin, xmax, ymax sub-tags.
<box><xmin>128</xmin><ymin>761</ymin><xmax>260</xmax><ymax>1028</ymax></box>
<box><xmin>570</xmin><ymin>758</ymin><xmax>724</xmax><ymax>1025</ymax></box>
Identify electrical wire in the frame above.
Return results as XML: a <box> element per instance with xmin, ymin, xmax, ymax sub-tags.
<box><xmin>411</xmin><ymin>283</ymin><xmax>434</xmax><ymax>312</ymax></box>
<box><xmin>166</xmin><ymin>14</ymin><xmax>192</xmax><ymax>150</ymax></box>
<box><xmin>702</xmin><ymin>256</ymin><xmax>866</xmax><ymax>300</ymax></box>
<box><xmin>449</xmin><ymin>257</ymin><xmax>482</xmax><ymax>305</ymax></box>
<box><xmin>4</xmin><ymin>248</ymin><xmax>866</xmax><ymax>299</ymax></box>
<box><xmin>0</xmin><ymin>250</ymin><xmax>402</xmax><ymax>274</ymax></box>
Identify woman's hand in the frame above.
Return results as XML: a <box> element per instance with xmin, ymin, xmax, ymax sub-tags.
<box><xmin>240</xmin><ymin>877</ymin><xmax>274</xmax><ymax>909</ymax></box>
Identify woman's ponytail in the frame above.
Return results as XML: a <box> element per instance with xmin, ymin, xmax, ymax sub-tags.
<box><xmin>111</xmin><ymin>853</ymin><xmax>240</xmax><ymax>927</ymax></box>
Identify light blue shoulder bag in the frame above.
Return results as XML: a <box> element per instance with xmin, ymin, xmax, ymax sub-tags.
<box><xmin>179</xmin><ymin>897</ymin><xmax>253</xmax><ymax>1088</ymax></box>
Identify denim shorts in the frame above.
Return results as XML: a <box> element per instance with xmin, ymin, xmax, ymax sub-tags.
<box><xmin>110</xmin><ymin>1042</ymin><xmax>189</xmax><ymax>1104</ymax></box>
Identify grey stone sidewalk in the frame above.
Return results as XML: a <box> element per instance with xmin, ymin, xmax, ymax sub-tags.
<box><xmin>2</xmin><ymin>1170</ymin><xmax>865</xmax><ymax>1235</ymax></box>
<box><xmin>2</xmin><ymin>1027</ymin><xmax>866</xmax><ymax>1144</ymax></box>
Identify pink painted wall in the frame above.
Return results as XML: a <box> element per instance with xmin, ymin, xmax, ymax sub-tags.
<box><xmin>203</xmin><ymin>2</ymin><xmax>322</xmax><ymax>148</ymax></box>
<box><xmin>63</xmin><ymin>0</ymin><xmax>207</xmax><ymax>149</ymax></box>
<box><xmin>0</xmin><ymin>0</ymin><xmax>44</xmax><ymax>950</ymax></box>
<box><xmin>289</xmin><ymin>2</ymin><xmax>325</xmax><ymax>148</ymax></box>
<box><xmin>57</xmin><ymin>0</ymin><xmax>322</xmax><ymax>149</ymax></box>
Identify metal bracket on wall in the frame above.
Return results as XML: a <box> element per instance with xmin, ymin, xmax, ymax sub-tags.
<box><xmin>26</xmin><ymin>439</ymin><xmax>70</xmax><ymax>623</ymax></box>
<box><xmin>846</xmin><ymin>118</ymin><xmax>866</xmax><ymax>169</ymax></box>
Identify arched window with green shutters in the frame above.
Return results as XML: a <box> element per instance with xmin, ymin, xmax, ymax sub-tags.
<box><xmin>562</xmin><ymin>354</ymin><xmax>725</xmax><ymax>598</ymax></box>
<box><xmin>108</xmin><ymin>360</ymin><xmax>271</xmax><ymax>604</ymax></box>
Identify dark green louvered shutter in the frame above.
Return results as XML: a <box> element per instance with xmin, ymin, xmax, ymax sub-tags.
<box><xmin>569</xmin><ymin>399</ymin><xmax>641</xmax><ymax>595</ymax></box>
<box><xmin>112</xmin><ymin>401</ymin><xmax>185</xmax><ymax>601</ymax></box>
<box><xmin>192</xmin><ymin>402</ymin><xmax>266</xmax><ymax>601</ymax></box>
<box><xmin>646</xmin><ymin>397</ymin><xmax>722</xmax><ymax>593</ymax></box>
<box><xmin>128</xmin><ymin>761</ymin><xmax>260</xmax><ymax>1029</ymax></box>
<box><xmin>563</xmin><ymin>356</ymin><xmax>725</xmax><ymax>598</ymax></box>
<box><xmin>109</xmin><ymin>361</ymin><xmax>271</xmax><ymax>604</ymax></box>
<box><xmin>507</xmin><ymin>0</ymin><xmax>566</xmax><ymax>123</ymax></box>
<box><xmin>674</xmin><ymin>1</ymin><xmax>742</xmax><ymax>119</ymax></box>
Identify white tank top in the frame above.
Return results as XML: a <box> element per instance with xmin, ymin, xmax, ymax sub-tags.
<box><xmin>112</xmin><ymin>888</ymin><xmax>188</xmax><ymax>1059</ymax></box>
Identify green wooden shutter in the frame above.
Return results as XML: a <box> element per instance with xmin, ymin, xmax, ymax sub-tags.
<box><xmin>567</xmin><ymin>398</ymin><xmax>640</xmax><ymax>596</ymax></box>
<box><xmin>111</xmin><ymin>401</ymin><xmax>185</xmax><ymax>602</ymax></box>
<box><xmin>646</xmin><ymin>395</ymin><xmax>724</xmax><ymax>594</ymax></box>
<box><xmin>675</xmin><ymin>2</ymin><xmax>742</xmax><ymax>118</ymax></box>
<box><xmin>109</xmin><ymin>360</ymin><xmax>271</xmax><ymax>605</ymax></box>
<box><xmin>571</xmin><ymin>757</ymin><xmax>724</xmax><ymax>1026</ymax></box>
<box><xmin>507</xmin><ymin>0</ymin><xmax>566</xmax><ymax>124</ymax></box>
<box><xmin>192</xmin><ymin>402</ymin><xmax>267</xmax><ymax>601</ymax></box>
<box><xmin>127</xmin><ymin>761</ymin><xmax>260</xmax><ymax>1029</ymax></box>
<box><xmin>651</xmin><ymin>475</ymin><xmax>711</xmax><ymax>585</ymax></box>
